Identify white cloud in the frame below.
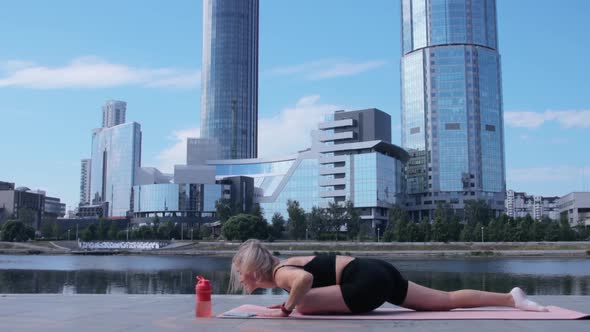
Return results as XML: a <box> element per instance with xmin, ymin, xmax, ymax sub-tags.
<box><xmin>507</xmin><ymin>166</ymin><xmax>588</xmax><ymax>183</ymax></box>
<box><xmin>258</xmin><ymin>95</ymin><xmax>342</xmax><ymax>158</ymax></box>
<box><xmin>156</xmin><ymin>128</ymin><xmax>200</xmax><ymax>173</ymax></box>
<box><xmin>266</xmin><ymin>59</ymin><xmax>387</xmax><ymax>80</ymax></box>
<box><xmin>0</xmin><ymin>57</ymin><xmax>200</xmax><ymax>89</ymax></box>
<box><xmin>505</xmin><ymin>110</ymin><xmax>590</xmax><ymax>129</ymax></box>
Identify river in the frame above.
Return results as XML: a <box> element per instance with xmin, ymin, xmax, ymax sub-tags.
<box><xmin>0</xmin><ymin>255</ymin><xmax>589</xmax><ymax>295</ymax></box>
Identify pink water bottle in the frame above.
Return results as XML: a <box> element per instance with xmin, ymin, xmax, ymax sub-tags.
<box><xmin>196</xmin><ymin>276</ymin><xmax>212</xmax><ymax>318</ymax></box>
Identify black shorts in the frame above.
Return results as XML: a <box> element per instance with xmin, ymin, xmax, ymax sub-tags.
<box><xmin>340</xmin><ymin>258</ymin><xmax>408</xmax><ymax>314</ymax></box>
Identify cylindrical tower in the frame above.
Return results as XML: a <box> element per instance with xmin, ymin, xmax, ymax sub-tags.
<box><xmin>201</xmin><ymin>0</ymin><xmax>259</xmax><ymax>159</ymax></box>
<box><xmin>401</xmin><ymin>0</ymin><xmax>506</xmax><ymax>219</ymax></box>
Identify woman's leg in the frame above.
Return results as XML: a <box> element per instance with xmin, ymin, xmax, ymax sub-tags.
<box><xmin>295</xmin><ymin>285</ymin><xmax>351</xmax><ymax>315</ymax></box>
<box><xmin>401</xmin><ymin>281</ymin><xmax>515</xmax><ymax>311</ymax></box>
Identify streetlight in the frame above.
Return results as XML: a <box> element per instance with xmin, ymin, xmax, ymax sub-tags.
<box><xmin>481</xmin><ymin>226</ymin><xmax>484</xmax><ymax>243</ymax></box>
<box><xmin>68</xmin><ymin>229</ymin><xmax>71</xmax><ymax>241</ymax></box>
<box><xmin>377</xmin><ymin>227</ymin><xmax>381</xmax><ymax>243</ymax></box>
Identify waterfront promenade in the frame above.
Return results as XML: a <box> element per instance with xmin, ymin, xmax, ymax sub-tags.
<box><xmin>1</xmin><ymin>240</ymin><xmax>589</xmax><ymax>258</ymax></box>
<box><xmin>0</xmin><ymin>294</ymin><xmax>588</xmax><ymax>332</ymax></box>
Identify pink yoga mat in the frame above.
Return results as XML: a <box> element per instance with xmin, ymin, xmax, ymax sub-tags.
<box><xmin>219</xmin><ymin>304</ymin><xmax>590</xmax><ymax>320</ymax></box>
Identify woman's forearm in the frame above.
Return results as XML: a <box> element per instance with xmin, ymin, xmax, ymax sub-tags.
<box><xmin>284</xmin><ymin>274</ymin><xmax>313</xmax><ymax>311</ymax></box>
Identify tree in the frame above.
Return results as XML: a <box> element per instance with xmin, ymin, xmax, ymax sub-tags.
<box><xmin>81</xmin><ymin>224</ymin><xmax>97</xmax><ymax>241</ymax></box>
<box><xmin>215</xmin><ymin>198</ymin><xmax>235</xmax><ymax>222</ymax></box>
<box><xmin>1</xmin><ymin>220</ymin><xmax>35</xmax><ymax>242</ymax></box>
<box><xmin>344</xmin><ymin>201</ymin><xmax>361</xmax><ymax>241</ymax></box>
<box><xmin>419</xmin><ymin>217</ymin><xmax>431</xmax><ymax>242</ymax></box>
<box><xmin>287</xmin><ymin>200</ymin><xmax>306</xmax><ymax>240</ymax></box>
<box><xmin>252</xmin><ymin>203</ymin><xmax>266</xmax><ymax>223</ymax></box>
<box><xmin>385</xmin><ymin>205</ymin><xmax>409</xmax><ymax>242</ymax></box>
<box><xmin>41</xmin><ymin>219</ymin><xmax>55</xmax><ymax>239</ymax></box>
<box><xmin>108</xmin><ymin>221</ymin><xmax>119</xmax><ymax>240</ymax></box>
<box><xmin>97</xmin><ymin>218</ymin><xmax>109</xmax><ymax>240</ymax></box>
<box><xmin>269</xmin><ymin>213</ymin><xmax>285</xmax><ymax>239</ymax></box>
<box><xmin>221</xmin><ymin>214</ymin><xmax>268</xmax><ymax>241</ymax></box>
<box><xmin>151</xmin><ymin>217</ymin><xmax>161</xmax><ymax>239</ymax></box>
<box><xmin>51</xmin><ymin>223</ymin><xmax>60</xmax><ymax>240</ymax></box>
<box><xmin>464</xmin><ymin>200</ymin><xmax>492</xmax><ymax>226</ymax></box>
<box><xmin>558</xmin><ymin>216</ymin><xmax>574</xmax><ymax>241</ymax></box>
<box><xmin>18</xmin><ymin>208</ymin><xmax>36</xmax><ymax>227</ymax></box>
<box><xmin>326</xmin><ymin>202</ymin><xmax>345</xmax><ymax>240</ymax></box>
<box><xmin>432</xmin><ymin>202</ymin><xmax>454</xmax><ymax>242</ymax></box>
<box><xmin>307</xmin><ymin>206</ymin><xmax>328</xmax><ymax>240</ymax></box>
<box><xmin>543</xmin><ymin>221</ymin><xmax>560</xmax><ymax>241</ymax></box>
<box><xmin>460</xmin><ymin>222</ymin><xmax>474</xmax><ymax>242</ymax></box>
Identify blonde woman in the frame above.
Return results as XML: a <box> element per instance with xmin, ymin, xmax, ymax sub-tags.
<box><xmin>229</xmin><ymin>239</ymin><xmax>548</xmax><ymax>317</ymax></box>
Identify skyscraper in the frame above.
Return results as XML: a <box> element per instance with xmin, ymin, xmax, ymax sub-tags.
<box><xmin>201</xmin><ymin>0</ymin><xmax>259</xmax><ymax>159</ymax></box>
<box><xmin>401</xmin><ymin>0</ymin><xmax>506</xmax><ymax>220</ymax></box>
<box><xmin>90</xmin><ymin>122</ymin><xmax>142</xmax><ymax>217</ymax></box>
<box><xmin>102</xmin><ymin>100</ymin><xmax>127</xmax><ymax>128</ymax></box>
<box><xmin>79</xmin><ymin>158</ymin><xmax>91</xmax><ymax>206</ymax></box>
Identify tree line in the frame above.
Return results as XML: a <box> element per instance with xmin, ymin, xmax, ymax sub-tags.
<box><xmin>2</xmin><ymin>200</ymin><xmax>588</xmax><ymax>243</ymax></box>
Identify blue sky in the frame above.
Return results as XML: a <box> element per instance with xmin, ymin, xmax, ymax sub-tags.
<box><xmin>1</xmin><ymin>0</ymin><xmax>589</xmax><ymax>210</ymax></box>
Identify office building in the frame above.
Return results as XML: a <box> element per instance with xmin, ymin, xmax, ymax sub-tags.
<box><xmin>201</xmin><ymin>0</ymin><xmax>259</xmax><ymax>159</ymax></box>
<box><xmin>90</xmin><ymin>122</ymin><xmax>142</xmax><ymax>217</ymax></box>
<box><xmin>0</xmin><ymin>183</ymin><xmax>47</xmax><ymax>229</ymax></box>
<box><xmin>401</xmin><ymin>0</ymin><xmax>506</xmax><ymax>220</ymax></box>
<box><xmin>102</xmin><ymin>100</ymin><xmax>127</xmax><ymax>128</ymax></box>
<box><xmin>45</xmin><ymin>196</ymin><xmax>66</xmax><ymax>218</ymax></box>
<box><xmin>557</xmin><ymin>192</ymin><xmax>590</xmax><ymax>226</ymax></box>
<box><xmin>80</xmin><ymin>158</ymin><xmax>91</xmax><ymax>206</ymax></box>
<box><xmin>205</xmin><ymin>108</ymin><xmax>409</xmax><ymax>226</ymax></box>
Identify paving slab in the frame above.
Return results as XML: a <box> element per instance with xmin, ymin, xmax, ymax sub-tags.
<box><xmin>0</xmin><ymin>294</ymin><xmax>588</xmax><ymax>332</ymax></box>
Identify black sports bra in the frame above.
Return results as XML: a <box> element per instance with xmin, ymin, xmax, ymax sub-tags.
<box><xmin>273</xmin><ymin>255</ymin><xmax>337</xmax><ymax>289</ymax></box>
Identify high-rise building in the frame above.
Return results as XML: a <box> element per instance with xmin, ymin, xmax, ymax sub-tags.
<box><xmin>201</xmin><ymin>0</ymin><xmax>259</xmax><ymax>159</ymax></box>
<box><xmin>401</xmin><ymin>0</ymin><xmax>506</xmax><ymax>220</ymax></box>
<box><xmin>79</xmin><ymin>158</ymin><xmax>91</xmax><ymax>206</ymax></box>
<box><xmin>90</xmin><ymin>122</ymin><xmax>142</xmax><ymax>217</ymax></box>
<box><xmin>102</xmin><ymin>100</ymin><xmax>127</xmax><ymax>128</ymax></box>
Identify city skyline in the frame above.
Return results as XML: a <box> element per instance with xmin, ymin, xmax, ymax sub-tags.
<box><xmin>0</xmin><ymin>0</ymin><xmax>589</xmax><ymax>210</ymax></box>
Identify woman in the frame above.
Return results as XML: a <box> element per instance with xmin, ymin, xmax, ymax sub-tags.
<box><xmin>229</xmin><ymin>239</ymin><xmax>548</xmax><ymax>317</ymax></box>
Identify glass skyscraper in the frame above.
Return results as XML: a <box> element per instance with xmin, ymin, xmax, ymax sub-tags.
<box><xmin>401</xmin><ymin>0</ymin><xmax>506</xmax><ymax>220</ymax></box>
<box><xmin>90</xmin><ymin>122</ymin><xmax>142</xmax><ymax>217</ymax></box>
<box><xmin>201</xmin><ymin>0</ymin><xmax>259</xmax><ymax>159</ymax></box>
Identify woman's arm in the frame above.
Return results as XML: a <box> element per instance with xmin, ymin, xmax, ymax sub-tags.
<box><xmin>282</xmin><ymin>270</ymin><xmax>313</xmax><ymax>312</ymax></box>
<box><xmin>265</xmin><ymin>268</ymin><xmax>313</xmax><ymax>317</ymax></box>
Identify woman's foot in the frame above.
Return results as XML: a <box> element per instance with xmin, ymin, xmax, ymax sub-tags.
<box><xmin>510</xmin><ymin>287</ymin><xmax>548</xmax><ymax>312</ymax></box>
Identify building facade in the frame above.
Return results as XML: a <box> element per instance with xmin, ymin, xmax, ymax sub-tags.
<box><xmin>132</xmin><ymin>183</ymin><xmax>228</xmax><ymax>218</ymax></box>
<box><xmin>102</xmin><ymin>100</ymin><xmax>127</xmax><ymax>128</ymax></box>
<box><xmin>208</xmin><ymin>108</ymin><xmax>409</xmax><ymax>226</ymax></box>
<box><xmin>505</xmin><ymin>189</ymin><xmax>559</xmax><ymax>220</ymax></box>
<box><xmin>201</xmin><ymin>0</ymin><xmax>259</xmax><ymax>159</ymax></box>
<box><xmin>90</xmin><ymin>122</ymin><xmax>142</xmax><ymax>217</ymax></box>
<box><xmin>0</xmin><ymin>184</ymin><xmax>46</xmax><ymax>229</ymax></box>
<box><xmin>44</xmin><ymin>196</ymin><xmax>66</xmax><ymax>218</ymax></box>
<box><xmin>401</xmin><ymin>0</ymin><xmax>506</xmax><ymax>220</ymax></box>
<box><xmin>557</xmin><ymin>192</ymin><xmax>590</xmax><ymax>226</ymax></box>
<box><xmin>80</xmin><ymin>158</ymin><xmax>91</xmax><ymax>206</ymax></box>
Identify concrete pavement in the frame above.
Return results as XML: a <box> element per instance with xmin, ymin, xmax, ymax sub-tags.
<box><xmin>0</xmin><ymin>294</ymin><xmax>588</xmax><ymax>332</ymax></box>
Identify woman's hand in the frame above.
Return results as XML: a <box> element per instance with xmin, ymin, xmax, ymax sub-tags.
<box><xmin>266</xmin><ymin>303</ymin><xmax>283</xmax><ymax>309</ymax></box>
<box><xmin>257</xmin><ymin>309</ymin><xmax>290</xmax><ymax>318</ymax></box>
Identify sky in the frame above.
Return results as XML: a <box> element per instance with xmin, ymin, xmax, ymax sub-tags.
<box><xmin>1</xmin><ymin>0</ymin><xmax>589</xmax><ymax>211</ymax></box>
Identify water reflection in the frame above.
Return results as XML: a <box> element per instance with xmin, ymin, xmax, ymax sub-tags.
<box><xmin>0</xmin><ymin>255</ymin><xmax>588</xmax><ymax>295</ymax></box>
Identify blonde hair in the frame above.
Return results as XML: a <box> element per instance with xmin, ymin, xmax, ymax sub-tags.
<box><xmin>228</xmin><ymin>239</ymin><xmax>277</xmax><ymax>294</ymax></box>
